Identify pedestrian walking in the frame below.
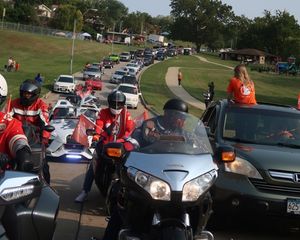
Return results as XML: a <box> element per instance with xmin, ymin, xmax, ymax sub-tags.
<box><xmin>178</xmin><ymin>69</ymin><xmax>183</xmax><ymax>86</ymax></box>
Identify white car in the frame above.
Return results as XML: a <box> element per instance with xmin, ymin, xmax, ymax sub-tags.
<box><xmin>115</xmin><ymin>83</ymin><xmax>140</xmax><ymax>109</ymax></box>
<box><xmin>126</xmin><ymin>63</ymin><xmax>140</xmax><ymax>73</ymax></box>
<box><xmin>53</xmin><ymin>75</ymin><xmax>76</xmax><ymax>93</ymax></box>
<box><xmin>119</xmin><ymin>52</ymin><xmax>131</xmax><ymax>62</ymax></box>
<box><xmin>110</xmin><ymin>69</ymin><xmax>128</xmax><ymax>84</ymax></box>
<box><xmin>83</xmin><ymin>66</ymin><xmax>102</xmax><ymax>80</ymax></box>
<box><xmin>124</xmin><ymin>66</ymin><xmax>138</xmax><ymax>76</ymax></box>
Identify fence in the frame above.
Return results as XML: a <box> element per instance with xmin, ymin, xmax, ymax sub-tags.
<box><xmin>0</xmin><ymin>21</ymin><xmax>85</xmax><ymax>40</ymax></box>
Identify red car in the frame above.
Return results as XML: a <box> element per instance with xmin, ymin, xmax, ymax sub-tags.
<box><xmin>85</xmin><ymin>77</ymin><xmax>103</xmax><ymax>90</ymax></box>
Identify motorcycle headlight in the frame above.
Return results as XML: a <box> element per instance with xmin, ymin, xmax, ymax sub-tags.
<box><xmin>0</xmin><ymin>185</ymin><xmax>34</xmax><ymax>201</ymax></box>
<box><xmin>127</xmin><ymin>167</ymin><xmax>171</xmax><ymax>201</ymax></box>
<box><xmin>182</xmin><ymin>170</ymin><xmax>217</xmax><ymax>202</ymax></box>
<box><xmin>224</xmin><ymin>156</ymin><xmax>263</xmax><ymax>179</ymax></box>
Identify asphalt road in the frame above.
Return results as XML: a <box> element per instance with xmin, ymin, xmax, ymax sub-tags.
<box><xmin>44</xmin><ymin>61</ymin><xmax>300</xmax><ymax>240</ymax></box>
<box><xmin>44</xmin><ymin>61</ymin><xmax>149</xmax><ymax>240</ymax></box>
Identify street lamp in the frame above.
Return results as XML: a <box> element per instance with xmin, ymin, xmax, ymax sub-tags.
<box><xmin>69</xmin><ymin>9</ymin><xmax>97</xmax><ymax>75</ymax></box>
<box><xmin>1</xmin><ymin>8</ymin><xmax>6</xmax><ymax>30</ymax></box>
<box><xmin>112</xmin><ymin>22</ymin><xmax>115</xmax><ymax>54</ymax></box>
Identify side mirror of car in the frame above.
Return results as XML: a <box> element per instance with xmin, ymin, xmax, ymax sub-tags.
<box><xmin>215</xmin><ymin>145</ymin><xmax>236</xmax><ymax>162</ymax></box>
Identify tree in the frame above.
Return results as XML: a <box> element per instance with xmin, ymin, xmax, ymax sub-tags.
<box><xmin>170</xmin><ymin>0</ymin><xmax>234</xmax><ymax>51</ymax></box>
<box><xmin>237</xmin><ymin>10</ymin><xmax>300</xmax><ymax>59</ymax></box>
<box><xmin>50</xmin><ymin>4</ymin><xmax>80</xmax><ymax>31</ymax></box>
<box><xmin>96</xmin><ymin>0</ymin><xmax>128</xmax><ymax>32</ymax></box>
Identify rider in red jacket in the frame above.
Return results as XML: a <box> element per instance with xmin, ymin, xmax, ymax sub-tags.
<box><xmin>96</xmin><ymin>90</ymin><xmax>135</xmax><ymax>143</ymax></box>
<box><xmin>10</xmin><ymin>79</ymin><xmax>50</xmax><ymax>140</ymax></box>
<box><xmin>75</xmin><ymin>90</ymin><xmax>135</xmax><ymax>202</ymax></box>
<box><xmin>0</xmin><ymin>74</ymin><xmax>32</xmax><ymax>171</ymax></box>
<box><xmin>10</xmin><ymin>79</ymin><xmax>51</xmax><ymax>183</ymax></box>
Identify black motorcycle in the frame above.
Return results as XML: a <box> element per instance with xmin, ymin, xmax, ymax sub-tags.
<box><xmin>22</xmin><ymin>122</ymin><xmax>55</xmax><ymax>183</ymax></box>
<box><xmin>0</xmin><ymin>154</ymin><xmax>60</xmax><ymax>240</ymax></box>
<box><xmin>88</xmin><ymin>123</ymin><xmax>123</xmax><ymax>199</ymax></box>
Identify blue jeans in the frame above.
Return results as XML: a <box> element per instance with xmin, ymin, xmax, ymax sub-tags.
<box><xmin>83</xmin><ymin>162</ymin><xmax>94</xmax><ymax>193</ymax></box>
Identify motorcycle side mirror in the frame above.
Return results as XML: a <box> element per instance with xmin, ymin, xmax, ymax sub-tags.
<box><xmin>216</xmin><ymin>145</ymin><xmax>236</xmax><ymax>162</ymax></box>
<box><xmin>44</xmin><ymin>125</ymin><xmax>55</xmax><ymax>132</ymax></box>
<box><xmin>86</xmin><ymin>128</ymin><xmax>96</xmax><ymax>136</ymax></box>
<box><xmin>205</xmin><ymin>126</ymin><xmax>212</xmax><ymax>136</ymax></box>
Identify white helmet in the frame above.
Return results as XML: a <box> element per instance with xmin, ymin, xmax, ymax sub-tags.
<box><xmin>0</xmin><ymin>74</ymin><xmax>8</xmax><ymax>105</ymax></box>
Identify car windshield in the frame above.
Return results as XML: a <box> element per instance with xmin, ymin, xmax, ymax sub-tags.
<box><xmin>58</xmin><ymin>76</ymin><xmax>73</xmax><ymax>83</ymax></box>
<box><xmin>223</xmin><ymin>107</ymin><xmax>300</xmax><ymax>147</ymax></box>
<box><xmin>122</xmin><ymin>76</ymin><xmax>137</xmax><ymax>84</ymax></box>
<box><xmin>133</xmin><ymin>110</ymin><xmax>213</xmax><ymax>155</ymax></box>
<box><xmin>85</xmin><ymin>67</ymin><xmax>100</xmax><ymax>73</ymax></box>
<box><xmin>127</xmin><ymin>64</ymin><xmax>137</xmax><ymax>67</ymax></box>
<box><xmin>118</xmin><ymin>85</ymin><xmax>137</xmax><ymax>94</ymax></box>
<box><xmin>52</xmin><ymin>107</ymin><xmax>77</xmax><ymax>119</ymax></box>
<box><xmin>115</xmin><ymin>71</ymin><xmax>126</xmax><ymax>76</ymax></box>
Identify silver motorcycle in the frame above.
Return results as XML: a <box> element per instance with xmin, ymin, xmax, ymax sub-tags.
<box><xmin>0</xmin><ymin>156</ymin><xmax>59</xmax><ymax>240</ymax></box>
<box><xmin>104</xmin><ymin>110</ymin><xmax>218</xmax><ymax>240</ymax></box>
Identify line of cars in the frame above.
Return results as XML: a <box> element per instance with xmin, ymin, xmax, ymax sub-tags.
<box><xmin>109</xmin><ymin>57</ymin><xmax>143</xmax><ymax>109</ymax></box>
<box><xmin>49</xmin><ymin>59</ymin><xmax>105</xmax><ymax>162</ymax></box>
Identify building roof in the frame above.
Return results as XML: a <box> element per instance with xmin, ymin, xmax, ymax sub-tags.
<box><xmin>228</xmin><ymin>48</ymin><xmax>277</xmax><ymax>57</ymax></box>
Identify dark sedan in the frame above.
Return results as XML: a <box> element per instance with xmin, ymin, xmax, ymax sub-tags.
<box><xmin>102</xmin><ymin>58</ymin><xmax>114</xmax><ymax>69</ymax></box>
<box><xmin>201</xmin><ymin>99</ymin><xmax>300</xmax><ymax>221</ymax></box>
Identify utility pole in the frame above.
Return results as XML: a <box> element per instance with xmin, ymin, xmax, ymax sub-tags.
<box><xmin>1</xmin><ymin>8</ymin><xmax>6</xmax><ymax>30</ymax></box>
<box><xmin>70</xmin><ymin>19</ymin><xmax>76</xmax><ymax>75</ymax></box>
<box><xmin>111</xmin><ymin>22</ymin><xmax>115</xmax><ymax>54</ymax></box>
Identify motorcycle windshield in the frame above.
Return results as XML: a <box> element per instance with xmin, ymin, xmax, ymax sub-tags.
<box><xmin>133</xmin><ymin>110</ymin><xmax>213</xmax><ymax>155</ymax></box>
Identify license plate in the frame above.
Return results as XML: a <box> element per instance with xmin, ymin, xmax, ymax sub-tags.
<box><xmin>287</xmin><ymin>198</ymin><xmax>300</xmax><ymax>214</ymax></box>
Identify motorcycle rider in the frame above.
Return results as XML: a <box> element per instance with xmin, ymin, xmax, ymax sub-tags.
<box><xmin>0</xmin><ymin>74</ymin><xmax>33</xmax><ymax>172</ymax></box>
<box><xmin>75</xmin><ymin>90</ymin><xmax>135</xmax><ymax>203</ymax></box>
<box><xmin>9</xmin><ymin>79</ymin><xmax>51</xmax><ymax>183</ymax></box>
<box><xmin>102</xmin><ymin>98</ymin><xmax>189</xmax><ymax>240</ymax></box>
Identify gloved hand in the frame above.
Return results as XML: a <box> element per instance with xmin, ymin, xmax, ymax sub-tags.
<box><xmin>105</xmin><ymin>122</ymin><xmax>116</xmax><ymax>136</ymax></box>
<box><xmin>0</xmin><ymin>153</ymin><xmax>9</xmax><ymax>171</ymax></box>
<box><xmin>42</xmin><ymin>137</ymin><xmax>49</xmax><ymax>146</ymax></box>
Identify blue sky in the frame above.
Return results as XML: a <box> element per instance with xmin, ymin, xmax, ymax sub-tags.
<box><xmin>118</xmin><ymin>0</ymin><xmax>300</xmax><ymax>22</ymax></box>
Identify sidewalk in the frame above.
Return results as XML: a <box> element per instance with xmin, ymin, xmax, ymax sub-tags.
<box><xmin>164</xmin><ymin>56</ymin><xmax>233</xmax><ymax>110</ymax></box>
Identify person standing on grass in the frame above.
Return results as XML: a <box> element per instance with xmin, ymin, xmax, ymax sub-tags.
<box><xmin>178</xmin><ymin>69</ymin><xmax>183</xmax><ymax>86</ymax></box>
<box><xmin>227</xmin><ymin>64</ymin><xmax>257</xmax><ymax>104</ymax></box>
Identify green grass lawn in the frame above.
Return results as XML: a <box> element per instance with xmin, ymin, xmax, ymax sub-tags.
<box><xmin>0</xmin><ymin>30</ymin><xmax>132</xmax><ymax>98</ymax></box>
<box><xmin>2</xmin><ymin>30</ymin><xmax>300</xmax><ymax>117</ymax></box>
<box><xmin>141</xmin><ymin>54</ymin><xmax>300</xmax><ymax>116</ymax></box>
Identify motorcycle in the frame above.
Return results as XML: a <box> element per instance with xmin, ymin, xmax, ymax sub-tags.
<box><xmin>103</xmin><ymin>110</ymin><xmax>218</xmax><ymax>240</ymax></box>
<box><xmin>22</xmin><ymin>122</ymin><xmax>55</xmax><ymax>183</ymax></box>
<box><xmin>203</xmin><ymin>82</ymin><xmax>214</xmax><ymax>108</ymax></box>
<box><xmin>89</xmin><ymin>120</ymin><xmax>123</xmax><ymax>199</ymax></box>
<box><xmin>0</xmin><ymin>154</ymin><xmax>60</xmax><ymax>240</ymax></box>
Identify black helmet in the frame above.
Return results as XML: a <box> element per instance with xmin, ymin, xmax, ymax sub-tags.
<box><xmin>163</xmin><ymin>98</ymin><xmax>188</xmax><ymax>113</ymax></box>
<box><xmin>107</xmin><ymin>90</ymin><xmax>126</xmax><ymax>115</ymax></box>
<box><xmin>20</xmin><ymin>79</ymin><xmax>41</xmax><ymax>106</ymax></box>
